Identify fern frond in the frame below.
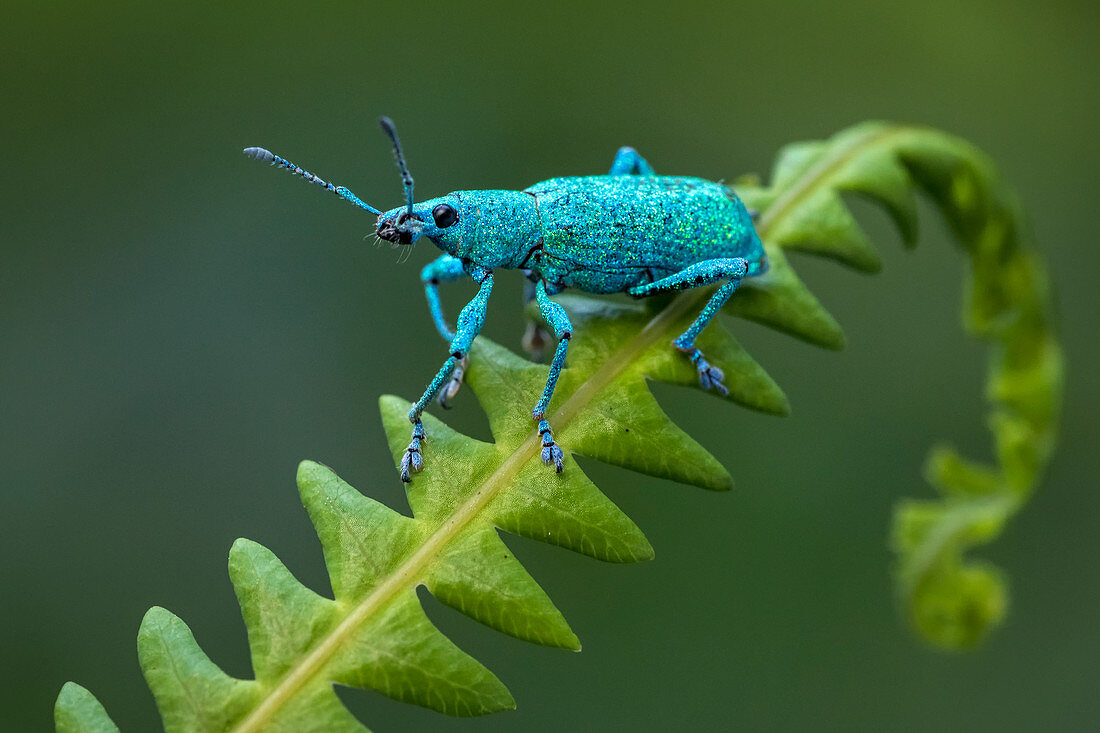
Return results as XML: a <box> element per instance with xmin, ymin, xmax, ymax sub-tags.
<box><xmin>56</xmin><ymin>122</ymin><xmax>1060</xmax><ymax>730</ymax></box>
<box><xmin>733</xmin><ymin>122</ymin><xmax>1061</xmax><ymax>648</ymax></box>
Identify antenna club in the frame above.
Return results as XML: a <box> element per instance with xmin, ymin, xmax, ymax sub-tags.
<box><xmin>243</xmin><ymin>146</ymin><xmax>275</xmax><ymax>163</ymax></box>
<box><xmin>242</xmin><ymin>144</ymin><xmax>381</xmax><ymax>215</ymax></box>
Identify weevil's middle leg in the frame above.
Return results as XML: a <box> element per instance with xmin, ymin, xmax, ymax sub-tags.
<box><xmin>530</xmin><ymin>281</ymin><xmax>572</xmax><ymax>472</ymax></box>
<box><xmin>627</xmin><ymin>257</ymin><xmax>749</xmax><ymax>396</ymax></box>
<box><xmin>421</xmin><ymin>254</ymin><xmax>470</xmax><ymax>408</ymax></box>
<box><xmin>402</xmin><ymin>270</ymin><xmax>494</xmax><ymax>482</ymax></box>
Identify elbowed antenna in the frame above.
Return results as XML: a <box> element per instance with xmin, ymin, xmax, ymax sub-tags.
<box><xmin>242</xmin><ymin>146</ymin><xmax>382</xmax><ymax>215</ymax></box>
<box><xmin>379</xmin><ymin>116</ymin><xmax>414</xmax><ymax>216</ymax></box>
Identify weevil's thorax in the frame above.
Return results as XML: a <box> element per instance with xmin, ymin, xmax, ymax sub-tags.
<box><xmin>439</xmin><ymin>190</ymin><xmax>540</xmax><ymax>269</ymax></box>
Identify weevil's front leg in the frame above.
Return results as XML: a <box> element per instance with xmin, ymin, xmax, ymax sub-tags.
<box><xmin>421</xmin><ymin>254</ymin><xmax>469</xmax><ymax>407</ymax></box>
<box><xmin>627</xmin><ymin>258</ymin><xmax>749</xmax><ymax>396</ymax></box>
<box><xmin>402</xmin><ymin>269</ymin><xmax>494</xmax><ymax>482</ymax></box>
<box><xmin>421</xmin><ymin>254</ymin><xmax>466</xmax><ymax>341</ymax></box>
<box><xmin>609</xmin><ymin>146</ymin><xmax>656</xmax><ymax>175</ymax></box>
<box><xmin>530</xmin><ymin>281</ymin><xmax>572</xmax><ymax>472</ymax></box>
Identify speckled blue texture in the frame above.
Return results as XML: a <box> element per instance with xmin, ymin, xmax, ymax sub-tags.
<box><xmin>246</xmin><ymin>134</ymin><xmax>767</xmax><ymax>482</ymax></box>
<box><xmin>373</xmin><ymin>176</ymin><xmax>765</xmax><ymax>293</ymax></box>
<box><xmin>522</xmin><ymin>175</ymin><xmax>763</xmax><ymax>293</ymax></box>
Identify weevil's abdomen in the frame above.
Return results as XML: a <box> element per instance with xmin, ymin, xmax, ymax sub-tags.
<box><xmin>525</xmin><ymin>175</ymin><xmax>765</xmax><ymax>294</ymax></box>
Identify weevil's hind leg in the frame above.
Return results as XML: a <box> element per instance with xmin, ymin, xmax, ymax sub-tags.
<box><xmin>530</xmin><ymin>281</ymin><xmax>572</xmax><ymax>472</ymax></box>
<box><xmin>402</xmin><ymin>270</ymin><xmax>494</xmax><ymax>482</ymax></box>
<box><xmin>421</xmin><ymin>254</ymin><xmax>471</xmax><ymax>408</ymax></box>
<box><xmin>627</xmin><ymin>258</ymin><xmax>749</xmax><ymax>396</ymax></box>
<box><xmin>609</xmin><ymin>146</ymin><xmax>656</xmax><ymax>175</ymax></box>
<box><xmin>521</xmin><ymin>276</ymin><xmax>552</xmax><ymax>361</ymax></box>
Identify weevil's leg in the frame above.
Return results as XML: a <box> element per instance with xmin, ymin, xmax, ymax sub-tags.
<box><xmin>530</xmin><ymin>281</ymin><xmax>572</xmax><ymax>472</ymax></box>
<box><xmin>421</xmin><ymin>254</ymin><xmax>470</xmax><ymax>407</ymax></box>
<box><xmin>627</xmin><ymin>258</ymin><xmax>749</xmax><ymax>396</ymax></box>
<box><xmin>401</xmin><ymin>270</ymin><xmax>494</xmax><ymax>482</ymax></box>
<box><xmin>609</xmin><ymin>146</ymin><xmax>656</xmax><ymax>175</ymax></box>
<box><xmin>521</xmin><ymin>276</ymin><xmax>551</xmax><ymax>361</ymax></box>
<box><xmin>421</xmin><ymin>254</ymin><xmax>466</xmax><ymax>341</ymax></box>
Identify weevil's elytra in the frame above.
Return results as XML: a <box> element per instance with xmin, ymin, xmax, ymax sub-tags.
<box><xmin>245</xmin><ymin>119</ymin><xmax>767</xmax><ymax>482</ymax></box>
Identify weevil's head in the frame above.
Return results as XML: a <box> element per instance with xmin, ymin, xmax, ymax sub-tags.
<box><xmin>378</xmin><ymin>189</ymin><xmax>539</xmax><ymax>266</ymax></box>
<box><xmin>375</xmin><ymin>194</ymin><xmax>463</xmax><ymax>252</ymax></box>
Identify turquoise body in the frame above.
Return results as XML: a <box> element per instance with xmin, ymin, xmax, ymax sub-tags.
<box><xmin>387</xmin><ymin>174</ymin><xmax>766</xmax><ymax>294</ymax></box>
<box><xmin>244</xmin><ymin>132</ymin><xmax>766</xmax><ymax>482</ymax></box>
<box><xmin>525</xmin><ymin>175</ymin><xmax>765</xmax><ymax>293</ymax></box>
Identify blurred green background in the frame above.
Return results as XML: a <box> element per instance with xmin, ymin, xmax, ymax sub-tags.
<box><xmin>2</xmin><ymin>1</ymin><xmax>1097</xmax><ymax>730</ymax></box>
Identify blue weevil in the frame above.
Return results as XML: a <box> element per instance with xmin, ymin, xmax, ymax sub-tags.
<box><xmin>244</xmin><ymin>118</ymin><xmax>767</xmax><ymax>482</ymax></box>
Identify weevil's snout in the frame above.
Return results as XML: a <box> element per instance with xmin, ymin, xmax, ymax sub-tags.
<box><xmin>376</xmin><ymin>210</ymin><xmax>423</xmax><ymax>245</ymax></box>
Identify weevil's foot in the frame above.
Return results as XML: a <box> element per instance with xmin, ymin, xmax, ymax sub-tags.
<box><xmin>522</xmin><ymin>321</ymin><xmax>550</xmax><ymax>362</ymax></box>
<box><xmin>682</xmin><ymin>347</ymin><xmax>729</xmax><ymax>397</ymax></box>
<box><xmin>437</xmin><ymin>355</ymin><xmax>469</xmax><ymax>410</ymax></box>
<box><xmin>400</xmin><ymin>421</ymin><xmax>426</xmax><ymax>483</ymax></box>
<box><xmin>537</xmin><ymin>419</ymin><xmax>565</xmax><ymax>473</ymax></box>
<box><xmin>696</xmin><ymin>359</ymin><xmax>729</xmax><ymax>397</ymax></box>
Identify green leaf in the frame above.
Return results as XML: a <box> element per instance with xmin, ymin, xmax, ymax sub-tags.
<box><xmin>54</xmin><ymin>683</ymin><xmax>120</xmax><ymax>733</ymax></box>
<box><xmin>58</xmin><ymin>121</ymin><xmax>1060</xmax><ymax>729</ymax></box>
<box><xmin>138</xmin><ymin>607</ymin><xmax>260</xmax><ymax>732</ymax></box>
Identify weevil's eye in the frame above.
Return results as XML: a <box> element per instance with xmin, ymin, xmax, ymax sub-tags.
<box><xmin>432</xmin><ymin>203</ymin><xmax>458</xmax><ymax>228</ymax></box>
